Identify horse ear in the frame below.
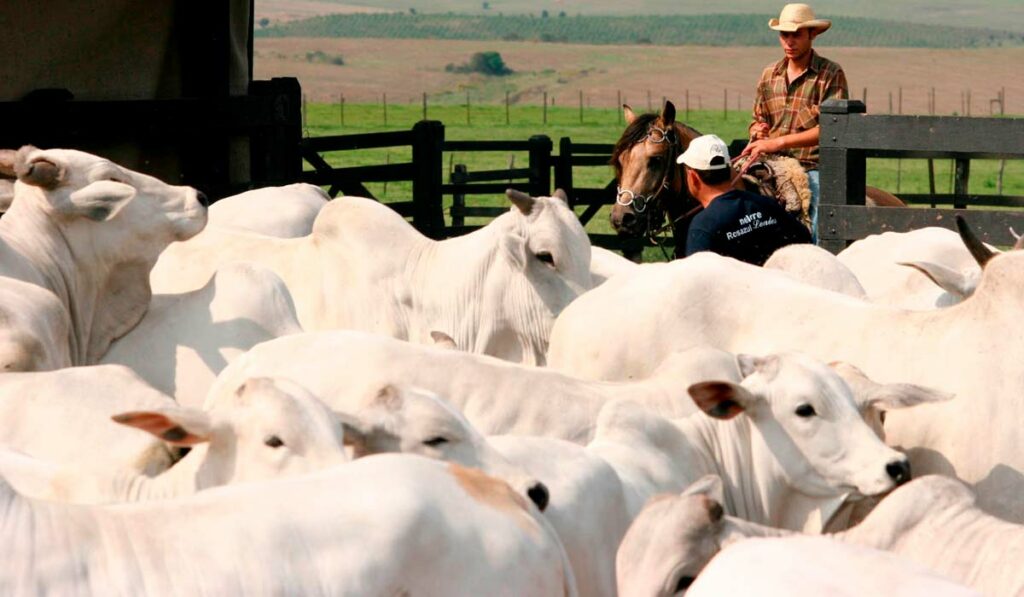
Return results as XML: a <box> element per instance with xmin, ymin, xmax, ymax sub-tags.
<box><xmin>623</xmin><ymin>104</ymin><xmax>637</xmax><ymax>125</ymax></box>
<box><xmin>661</xmin><ymin>101</ymin><xmax>676</xmax><ymax>126</ymax></box>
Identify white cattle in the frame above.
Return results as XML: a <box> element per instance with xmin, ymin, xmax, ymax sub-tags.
<box><xmin>0</xmin><ymin>377</ymin><xmax>348</xmax><ymax>503</ymax></box>
<box><xmin>585</xmin><ymin>352</ymin><xmax>933</xmax><ymax>532</ymax></box>
<box><xmin>0</xmin><ymin>365</ymin><xmax>181</xmax><ymax>476</ymax></box>
<box><xmin>490</xmin><ymin>434</ymin><xmax>632</xmax><ymax>597</ymax></box>
<box><xmin>207</xmin><ymin>183</ymin><xmax>328</xmax><ymax>237</ymax></box>
<box><xmin>590</xmin><ymin>246</ymin><xmax>638</xmax><ymax>286</ymax></box>
<box><xmin>0</xmin><ymin>453</ymin><xmax>577</xmax><ymax>596</ymax></box>
<box><xmin>0</xmin><ymin>277</ymin><xmax>72</xmax><ymax>371</ymax></box>
<box><xmin>102</xmin><ymin>262</ymin><xmax>303</xmax><ymax>408</ymax></box>
<box><xmin>208</xmin><ymin>330</ymin><xmax>739</xmax><ymax>443</ymax></box>
<box><xmin>310</xmin><ymin>383</ymin><xmax>552</xmax><ymax>511</ymax></box>
<box><xmin>0</xmin><ymin>146</ymin><xmax>207</xmax><ymax>366</ymax></box>
<box><xmin>546</xmin><ymin>249</ymin><xmax>1024</xmax><ymax>521</ymax></box>
<box><xmin>837</xmin><ymin>227</ymin><xmax>991</xmax><ymax>309</ymax></box>
<box><xmin>153</xmin><ymin>190</ymin><xmax>592</xmax><ymax>364</ymax></box>
<box><xmin>764</xmin><ymin>243</ymin><xmax>867</xmax><ymax>299</ymax></box>
<box><xmin>687</xmin><ymin>536</ymin><xmax>978</xmax><ymax>597</ymax></box>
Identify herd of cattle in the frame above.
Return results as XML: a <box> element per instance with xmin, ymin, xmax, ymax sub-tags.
<box><xmin>0</xmin><ymin>145</ymin><xmax>1022</xmax><ymax>595</ymax></box>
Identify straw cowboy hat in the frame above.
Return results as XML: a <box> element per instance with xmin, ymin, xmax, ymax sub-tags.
<box><xmin>769</xmin><ymin>4</ymin><xmax>832</xmax><ymax>34</ymax></box>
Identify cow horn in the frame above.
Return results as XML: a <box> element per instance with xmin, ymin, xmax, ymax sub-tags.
<box><xmin>506</xmin><ymin>188</ymin><xmax>535</xmax><ymax>215</ymax></box>
<box><xmin>552</xmin><ymin>188</ymin><xmax>569</xmax><ymax>204</ymax></box>
<box><xmin>15</xmin><ymin>147</ymin><xmax>62</xmax><ymax>189</ymax></box>
<box><xmin>955</xmin><ymin>216</ymin><xmax>995</xmax><ymax>268</ymax></box>
<box><xmin>1011</xmin><ymin>227</ymin><xmax>1024</xmax><ymax>251</ymax></box>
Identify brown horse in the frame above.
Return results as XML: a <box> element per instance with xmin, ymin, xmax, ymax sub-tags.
<box><xmin>609</xmin><ymin>101</ymin><xmax>701</xmax><ymax>258</ymax></box>
<box><xmin>609</xmin><ymin>100</ymin><xmax>905</xmax><ymax>258</ymax></box>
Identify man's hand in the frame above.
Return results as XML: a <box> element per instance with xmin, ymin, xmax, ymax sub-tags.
<box><xmin>739</xmin><ymin>137</ymin><xmax>786</xmax><ymax>172</ymax></box>
<box><xmin>750</xmin><ymin>122</ymin><xmax>770</xmax><ymax>141</ymax></box>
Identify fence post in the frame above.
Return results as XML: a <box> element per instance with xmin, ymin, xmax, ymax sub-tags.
<box><xmin>579</xmin><ymin>90</ymin><xmax>584</xmax><ymax>124</ymax></box>
<box><xmin>617</xmin><ymin>90</ymin><xmax>623</xmax><ymax>124</ymax></box>
<box><xmin>422</xmin><ymin>92</ymin><xmax>427</xmax><ymax>121</ymax></box>
<box><xmin>506</xmin><ymin>90</ymin><xmax>511</xmax><ymax>125</ymax></box>
<box><xmin>819</xmin><ymin>99</ymin><xmax>867</xmax><ymax>254</ymax></box>
<box><xmin>340</xmin><ymin>93</ymin><xmax>345</xmax><ymax>126</ymax></box>
<box><xmin>543</xmin><ymin>92</ymin><xmax>548</xmax><ymax>125</ymax></box>
<box><xmin>383</xmin><ymin>93</ymin><xmax>388</xmax><ymax>126</ymax></box>
<box><xmin>528</xmin><ymin>135</ymin><xmax>553</xmax><ymax>197</ymax></box>
<box><xmin>412</xmin><ymin>120</ymin><xmax>446</xmax><ymax>239</ymax></box>
<box><xmin>555</xmin><ymin>137</ymin><xmax>575</xmax><ymax>207</ymax></box>
<box><xmin>450</xmin><ymin>164</ymin><xmax>467</xmax><ymax>228</ymax></box>
<box><xmin>249</xmin><ymin>77</ymin><xmax>303</xmax><ymax>186</ymax></box>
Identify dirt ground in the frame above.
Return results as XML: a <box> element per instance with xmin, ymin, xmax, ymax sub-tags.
<box><xmin>255</xmin><ymin>37</ymin><xmax>1024</xmax><ymax>116</ymax></box>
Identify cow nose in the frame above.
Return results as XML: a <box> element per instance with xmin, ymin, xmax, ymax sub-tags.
<box><xmin>196</xmin><ymin>191</ymin><xmax>210</xmax><ymax>208</ymax></box>
<box><xmin>527</xmin><ymin>482</ymin><xmax>550</xmax><ymax>511</ymax></box>
<box><xmin>886</xmin><ymin>459</ymin><xmax>912</xmax><ymax>485</ymax></box>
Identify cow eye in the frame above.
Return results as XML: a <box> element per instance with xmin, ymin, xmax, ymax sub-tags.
<box><xmin>536</xmin><ymin>251</ymin><xmax>555</xmax><ymax>266</ymax></box>
<box><xmin>674</xmin><ymin>575</ymin><xmax>695</xmax><ymax>592</ymax></box>
<box><xmin>264</xmin><ymin>435</ymin><xmax>285</xmax><ymax>448</ymax></box>
<box><xmin>423</xmin><ymin>436</ymin><xmax>449</xmax><ymax>447</ymax></box>
<box><xmin>795</xmin><ymin>404</ymin><xmax>817</xmax><ymax>418</ymax></box>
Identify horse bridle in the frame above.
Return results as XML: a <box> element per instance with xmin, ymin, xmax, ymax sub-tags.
<box><xmin>615</xmin><ymin>125</ymin><xmax>678</xmax><ymax>214</ymax></box>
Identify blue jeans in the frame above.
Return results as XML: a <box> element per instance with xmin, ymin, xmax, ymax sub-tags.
<box><xmin>807</xmin><ymin>169</ymin><xmax>820</xmax><ymax>245</ymax></box>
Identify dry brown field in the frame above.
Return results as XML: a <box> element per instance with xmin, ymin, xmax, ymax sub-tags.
<box><xmin>255</xmin><ymin>37</ymin><xmax>1024</xmax><ymax>115</ymax></box>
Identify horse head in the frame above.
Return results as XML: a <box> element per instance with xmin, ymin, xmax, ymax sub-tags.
<box><xmin>610</xmin><ymin>101</ymin><xmax>702</xmax><ymax>241</ymax></box>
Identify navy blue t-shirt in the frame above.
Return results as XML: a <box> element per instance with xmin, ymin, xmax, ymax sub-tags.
<box><xmin>685</xmin><ymin>189</ymin><xmax>811</xmax><ymax>266</ymax></box>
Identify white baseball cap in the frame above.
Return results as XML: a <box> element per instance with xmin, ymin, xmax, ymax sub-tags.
<box><xmin>677</xmin><ymin>134</ymin><xmax>731</xmax><ymax>170</ymax></box>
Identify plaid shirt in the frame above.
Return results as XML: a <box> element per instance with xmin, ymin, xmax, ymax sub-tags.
<box><xmin>749</xmin><ymin>51</ymin><xmax>848</xmax><ymax>168</ymax></box>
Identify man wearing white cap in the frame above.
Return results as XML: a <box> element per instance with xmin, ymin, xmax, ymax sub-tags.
<box><xmin>680</xmin><ymin>134</ymin><xmax>810</xmax><ymax>266</ymax></box>
<box><xmin>740</xmin><ymin>3</ymin><xmax>848</xmax><ymax>242</ymax></box>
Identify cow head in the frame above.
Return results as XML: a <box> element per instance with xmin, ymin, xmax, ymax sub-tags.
<box><xmin>113</xmin><ymin>377</ymin><xmax>348</xmax><ymax>488</ymax></box>
<box><xmin>338</xmin><ymin>384</ymin><xmax>551</xmax><ymax>511</ymax></box>
<box><xmin>488</xmin><ymin>189</ymin><xmax>592</xmax><ymax>364</ymax></box>
<box><xmin>616</xmin><ymin>476</ymin><xmax>726</xmax><ymax>597</ymax></box>
<box><xmin>689</xmin><ymin>352</ymin><xmax>916</xmax><ymax>499</ymax></box>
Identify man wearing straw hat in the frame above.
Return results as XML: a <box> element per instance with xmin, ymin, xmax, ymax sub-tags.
<box><xmin>740</xmin><ymin>3</ymin><xmax>848</xmax><ymax>242</ymax></box>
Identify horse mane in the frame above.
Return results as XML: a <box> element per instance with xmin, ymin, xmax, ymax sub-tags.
<box><xmin>610</xmin><ymin>113</ymin><xmax>704</xmax><ymax>179</ymax></box>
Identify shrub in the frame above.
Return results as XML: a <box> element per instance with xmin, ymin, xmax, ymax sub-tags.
<box><xmin>447</xmin><ymin>51</ymin><xmax>512</xmax><ymax>76</ymax></box>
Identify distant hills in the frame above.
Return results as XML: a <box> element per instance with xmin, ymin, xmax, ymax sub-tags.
<box><xmin>257</xmin><ymin>13</ymin><xmax>1024</xmax><ymax>48</ymax></box>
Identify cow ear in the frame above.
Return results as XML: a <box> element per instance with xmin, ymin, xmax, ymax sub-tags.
<box><xmin>63</xmin><ymin>181</ymin><xmax>135</xmax><ymax>222</ymax></box>
<box><xmin>334</xmin><ymin>411</ymin><xmax>369</xmax><ymax>448</ymax></box>
<box><xmin>0</xmin><ymin>149</ymin><xmax>16</xmax><ymax>178</ymax></box>
<box><xmin>430</xmin><ymin>330</ymin><xmax>458</xmax><ymax>350</ymax></box>
<box><xmin>551</xmin><ymin>188</ymin><xmax>569</xmax><ymax>205</ymax></box>
<box><xmin>681</xmin><ymin>474</ymin><xmax>725</xmax><ymax>505</ymax></box>
<box><xmin>898</xmin><ymin>261</ymin><xmax>977</xmax><ymax>299</ymax></box>
<box><xmin>829</xmin><ymin>361</ymin><xmax>953</xmax><ymax>412</ymax></box>
<box><xmin>623</xmin><ymin>104</ymin><xmax>638</xmax><ymax>125</ymax></box>
<box><xmin>737</xmin><ymin>354</ymin><xmax>780</xmax><ymax>380</ymax></box>
<box><xmin>501</xmin><ymin>233</ymin><xmax>528</xmax><ymax>270</ymax></box>
<box><xmin>111</xmin><ymin>408</ymin><xmax>212</xmax><ymax>446</ymax></box>
<box><xmin>687</xmin><ymin>381</ymin><xmax>752</xmax><ymax>420</ymax></box>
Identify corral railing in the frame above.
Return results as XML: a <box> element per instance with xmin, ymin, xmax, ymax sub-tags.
<box><xmin>819</xmin><ymin>99</ymin><xmax>1024</xmax><ymax>252</ymax></box>
<box><xmin>298</xmin><ymin>120</ymin><xmax>446</xmax><ymax>238</ymax></box>
<box><xmin>445</xmin><ymin>136</ymin><xmax>551</xmax><ymax>236</ymax></box>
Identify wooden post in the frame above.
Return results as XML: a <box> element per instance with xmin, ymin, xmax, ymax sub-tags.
<box><xmin>967</xmin><ymin>89</ymin><xmax>971</xmax><ymax>117</ymax></box>
<box><xmin>301</xmin><ymin>93</ymin><xmax>307</xmax><ymax>130</ymax></box>
<box><xmin>617</xmin><ymin>90</ymin><xmax>623</xmax><ymax>124</ymax></box>
<box><xmin>647</xmin><ymin>89</ymin><xmax>652</xmax><ymax>111</ymax></box>
<box><xmin>723</xmin><ymin>89</ymin><xmax>728</xmax><ymax>120</ymax></box>
<box><xmin>506</xmin><ymin>90</ymin><xmax>511</xmax><ymax>125</ymax></box>
<box><xmin>579</xmin><ymin>90</ymin><xmax>584</xmax><ymax>124</ymax></box>
<box><xmin>450</xmin><ymin>164</ymin><xmax>467</xmax><ymax>228</ymax></box>
<box><xmin>466</xmin><ymin>90</ymin><xmax>471</xmax><ymax>126</ymax></box>
<box><xmin>340</xmin><ymin>93</ymin><xmax>345</xmax><ymax>126</ymax></box>
<box><xmin>543</xmin><ymin>91</ymin><xmax>548</xmax><ymax>125</ymax></box>
<box><xmin>685</xmin><ymin>89</ymin><xmax>690</xmax><ymax>121</ymax></box>
<box><xmin>528</xmin><ymin>135</ymin><xmax>553</xmax><ymax>197</ymax></box>
<box><xmin>953</xmin><ymin>158</ymin><xmax>969</xmax><ymax>209</ymax></box>
<box><xmin>411</xmin><ymin>120</ymin><xmax>446</xmax><ymax>239</ymax></box>
<box><xmin>383</xmin><ymin>93</ymin><xmax>388</xmax><ymax>126</ymax></box>
<box><xmin>888</xmin><ymin>91</ymin><xmax>893</xmax><ymax>114</ymax></box>
<box><xmin>862</xmin><ymin>87</ymin><xmax>867</xmax><ymax>105</ymax></box>
<box><xmin>422</xmin><ymin>92</ymin><xmax>427</xmax><ymax>121</ymax></box>
<box><xmin>818</xmin><ymin>99</ymin><xmax>867</xmax><ymax>253</ymax></box>
<box><xmin>555</xmin><ymin>137</ymin><xmax>575</xmax><ymax>207</ymax></box>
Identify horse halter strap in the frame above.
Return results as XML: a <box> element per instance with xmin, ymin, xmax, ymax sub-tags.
<box><xmin>616</xmin><ymin>125</ymin><xmax>678</xmax><ymax>214</ymax></box>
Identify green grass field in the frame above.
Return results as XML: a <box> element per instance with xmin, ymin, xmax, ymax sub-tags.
<box><xmin>305</xmin><ymin>101</ymin><xmax>1024</xmax><ymax>260</ymax></box>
